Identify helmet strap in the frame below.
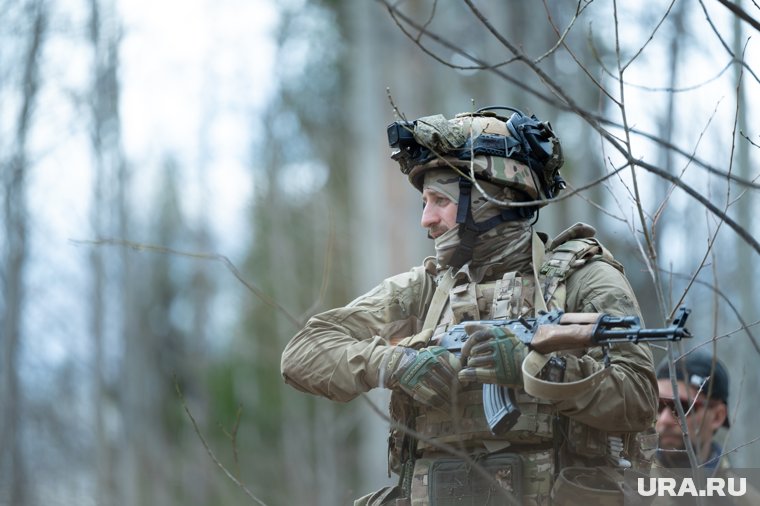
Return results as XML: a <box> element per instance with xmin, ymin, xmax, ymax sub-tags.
<box><xmin>447</xmin><ymin>177</ymin><xmax>536</xmax><ymax>270</ymax></box>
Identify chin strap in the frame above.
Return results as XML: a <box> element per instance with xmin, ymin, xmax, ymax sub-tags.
<box><xmin>447</xmin><ymin>177</ymin><xmax>535</xmax><ymax>270</ymax></box>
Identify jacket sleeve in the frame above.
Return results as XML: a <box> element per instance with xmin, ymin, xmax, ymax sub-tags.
<box><xmin>552</xmin><ymin>260</ymin><xmax>658</xmax><ymax>432</ymax></box>
<box><xmin>280</xmin><ymin>265</ymin><xmax>435</xmax><ymax>402</ymax></box>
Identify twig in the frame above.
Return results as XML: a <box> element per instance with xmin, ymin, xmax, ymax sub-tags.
<box><xmin>697</xmin><ymin>0</ymin><xmax>760</xmax><ymax>85</ymax></box>
<box><xmin>655</xmin><ymin>268</ymin><xmax>760</xmax><ymax>354</ymax></box>
<box><xmin>598</xmin><ymin>58</ymin><xmax>736</xmax><ymax>93</ymax></box>
<box><xmin>219</xmin><ymin>405</ymin><xmax>244</xmax><ymax>480</ymax></box>
<box><xmin>715</xmin><ymin>0</ymin><xmax>760</xmax><ymax>33</ymax></box>
<box><xmin>622</xmin><ymin>0</ymin><xmax>678</xmax><ymax>71</ymax></box>
<box><xmin>703</xmin><ymin>434</ymin><xmax>760</xmax><ymax>468</ymax></box>
<box><xmin>299</xmin><ymin>203</ymin><xmax>336</xmax><ymax>320</ymax></box>
<box><xmin>70</xmin><ymin>238</ymin><xmax>303</xmax><ymax>328</ymax></box>
<box><xmin>741</xmin><ymin>130</ymin><xmax>760</xmax><ymax>149</ymax></box>
<box><xmin>175</xmin><ymin>379</ymin><xmax>268</xmax><ymax>506</ymax></box>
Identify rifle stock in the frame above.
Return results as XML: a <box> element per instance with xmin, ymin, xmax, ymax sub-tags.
<box><xmin>438</xmin><ymin>307</ymin><xmax>692</xmax><ymax>434</ymax></box>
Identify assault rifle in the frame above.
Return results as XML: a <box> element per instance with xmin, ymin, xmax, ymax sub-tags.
<box><xmin>438</xmin><ymin>307</ymin><xmax>692</xmax><ymax>434</ymax></box>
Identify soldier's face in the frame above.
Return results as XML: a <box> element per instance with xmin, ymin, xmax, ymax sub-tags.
<box><xmin>656</xmin><ymin>379</ymin><xmax>726</xmax><ymax>458</ymax></box>
<box><xmin>421</xmin><ymin>188</ymin><xmax>458</xmax><ymax>239</ymax></box>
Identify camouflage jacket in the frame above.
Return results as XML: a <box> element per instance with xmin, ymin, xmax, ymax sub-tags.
<box><xmin>280</xmin><ymin>237</ymin><xmax>658</xmax><ymax>434</ymax></box>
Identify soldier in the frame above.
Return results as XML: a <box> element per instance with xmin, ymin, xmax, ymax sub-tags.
<box><xmin>281</xmin><ymin>107</ymin><xmax>658</xmax><ymax>505</ymax></box>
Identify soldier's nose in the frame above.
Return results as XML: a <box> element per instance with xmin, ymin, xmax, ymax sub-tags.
<box><xmin>421</xmin><ymin>203</ymin><xmax>440</xmax><ymax>229</ymax></box>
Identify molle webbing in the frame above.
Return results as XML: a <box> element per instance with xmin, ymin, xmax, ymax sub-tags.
<box><xmin>539</xmin><ymin>237</ymin><xmax>609</xmax><ymax>306</ymax></box>
<box><xmin>415</xmin><ymin>387</ymin><xmax>556</xmax><ymax>449</ymax></box>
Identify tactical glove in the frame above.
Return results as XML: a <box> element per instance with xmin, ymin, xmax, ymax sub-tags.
<box><xmin>458</xmin><ymin>325</ymin><xmax>528</xmax><ymax>387</ymax></box>
<box><xmin>383</xmin><ymin>346</ymin><xmax>462</xmax><ymax>409</ymax></box>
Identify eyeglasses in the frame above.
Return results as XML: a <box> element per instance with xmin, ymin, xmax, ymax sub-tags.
<box><xmin>658</xmin><ymin>397</ymin><xmax>704</xmax><ymax>417</ymax></box>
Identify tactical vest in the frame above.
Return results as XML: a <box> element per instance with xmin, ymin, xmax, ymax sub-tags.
<box><xmin>387</xmin><ymin>223</ymin><xmax>654</xmax><ymax>505</ymax></box>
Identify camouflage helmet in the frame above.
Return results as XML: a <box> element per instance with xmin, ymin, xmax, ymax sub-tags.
<box><xmin>387</xmin><ymin>107</ymin><xmax>565</xmax><ymax>207</ymax></box>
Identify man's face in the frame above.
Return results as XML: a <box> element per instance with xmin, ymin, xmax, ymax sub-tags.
<box><xmin>656</xmin><ymin>379</ymin><xmax>727</xmax><ymax>459</ymax></box>
<box><xmin>421</xmin><ymin>188</ymin><xmax>458</xmax><ymax>239</ymax></box>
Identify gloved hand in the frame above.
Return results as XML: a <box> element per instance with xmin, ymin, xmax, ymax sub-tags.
<box><xmin>383</xmin><ymin>346</ymin><xmax>462</xmax><ymax>409</ymax></box>
<box><xmin>457</xmin><ymin>324</ymin><xmax>528</xmax><ymax>387</ymax></box>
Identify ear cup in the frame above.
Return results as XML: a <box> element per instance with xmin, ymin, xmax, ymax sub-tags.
<box><xmin>503</xmin><ymin>111</ymin><xmax>564</xmax><ymax>199</ymax></box>
<box><xmin>523</xmin><ymin>124</ymin><xmax>553</xmax><ymax>162</ymax></box>
<box><xmin>505</xmin><ymin>112</ymin><xmax>553</xmax><ymax>162</ymax></box>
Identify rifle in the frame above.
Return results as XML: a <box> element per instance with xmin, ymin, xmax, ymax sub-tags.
<box><xmin>438</xmin><ymin>307</ymin><xmax>692</xmax><ymax>434</ymax></box>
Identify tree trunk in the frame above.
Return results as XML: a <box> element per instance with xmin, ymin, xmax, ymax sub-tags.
<box><xmin>1</xmin><ymin>2</ymin><xmax>46</xmax><ymax>504</ymax></box>
<box><xmin>88</xmin><ymin>1</ymin><xmax>122</xmax><ymax>504</ymax></box>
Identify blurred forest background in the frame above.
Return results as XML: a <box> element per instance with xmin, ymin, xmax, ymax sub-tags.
<box><xmin>1</xmin><ymin>0</ymin><xmax>759</xmax><ymax>505</ymax></box>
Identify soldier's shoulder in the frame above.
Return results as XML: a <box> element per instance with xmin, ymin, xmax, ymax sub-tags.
<box><xmin>541</xmin><ymin>222</ymin><xmax>624</xmax><ymax>281</ymax></box>
<box><xmin>545</xmin><ymin>222</ymin><xmax>598</xmax><ymax>251</ymax></box>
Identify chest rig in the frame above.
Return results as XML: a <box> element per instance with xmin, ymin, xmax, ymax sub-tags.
<box><xmin>414</xmin><ymin>234</ymin><xmax>567</xmax><ymax>451</ymax></box>
<box><xmin>387</xmin><ymin>224</ymin><xmax>626</xmax><ymax>478</ymax></box>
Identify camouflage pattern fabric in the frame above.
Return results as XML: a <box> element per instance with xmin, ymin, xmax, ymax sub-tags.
<box><xmin>413</xmin><ymin>114</ymin><xmax>467</xmax><ymax>154</ymax></box>
<box><xmin>409</xmin><ymin>450</ymin><xmax>554</xmax><ymax>505</ymax></box>
<box><xmin>412</xmin><ymin>155</ymin><xmax>543</xmax><ymax>205</ymax></box>
<box><xmin>432</xmin><ymin>213</ymin><xmax>533</xmax><ymax>273</ymax></box>
<box><xmin>422</xmin><ymin>168</ymin><xmax>526</xmax><ymax>221</ymax></box>
<box><xmin>414</xmin><ymin>382</ymin><xmax>556</xmax><ymax>449</ymax></box>
<box><xmin>352</xmin><ymin>486</ymin><xmax>400</xmax><ymax>506</ymax></box>
<box><xmin>410</xmin><ymin>455</ymin><xmax>521</xmax><ymax>506</ymax></box>
<box><xmin>421</xmin><ymin>169</ymin><xmax>460</xmax><ymax>204</ymax></box>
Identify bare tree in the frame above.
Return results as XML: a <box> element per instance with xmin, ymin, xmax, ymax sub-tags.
<box><xmin>0</xmin><ymin>2</ymin><xmax>48</xmax><ymax>506</ymax></box>
<box><xmin>0</xmin><ymin>2</ymin><xmax>47</xmax><ymax>505</ymax></box>
<box><xmin>87</xmin><ymin>0</ymin><xmax>124</xmax><ymax>504</ymax></box>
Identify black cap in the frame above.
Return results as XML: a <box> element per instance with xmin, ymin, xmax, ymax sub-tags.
<box><xmin>656</xmin><ymin>351</ymin><xmax>729</xmax><ymax>427</ymax></box>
